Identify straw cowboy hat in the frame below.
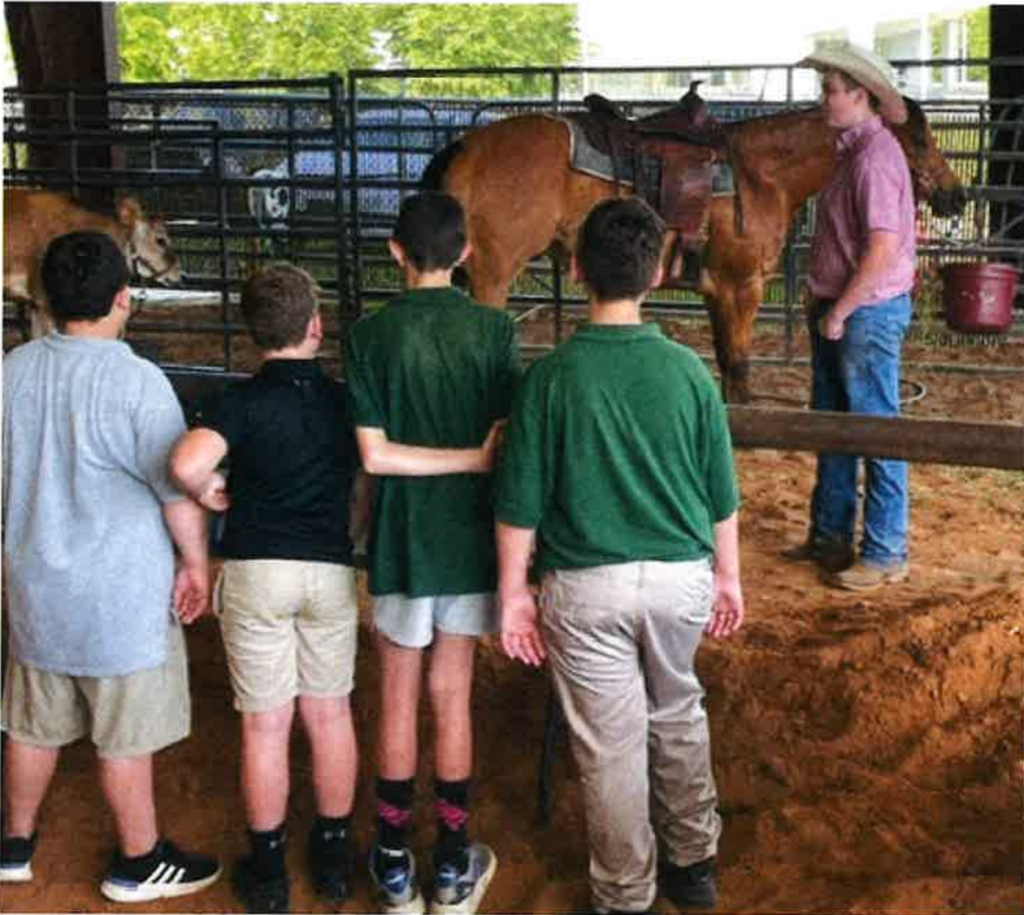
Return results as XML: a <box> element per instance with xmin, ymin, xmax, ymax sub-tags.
<box><xmin>800</xmin><ymin>41</ymin><xmax>908</xmax><ymax>125</ymax></box>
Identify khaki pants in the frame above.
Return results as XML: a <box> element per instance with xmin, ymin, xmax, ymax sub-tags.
<box><xmin>541</xmin><ymin>560</ymin><xmax>722</xmax><ymax>914</ymax></box>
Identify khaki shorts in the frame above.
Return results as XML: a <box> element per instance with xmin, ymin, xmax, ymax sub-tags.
<box><xmin>215</xmin><ymin>559</ymin><xmax>359</xmax><ymax>713</ymax></box>
<box><xmin>1</xmin><ymin>620</ymin><xmax>190</xmax><ymax>758</ymax></box>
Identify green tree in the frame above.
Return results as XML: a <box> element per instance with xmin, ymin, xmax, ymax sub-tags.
<box><xmin>117</xmin><ymin>3</ymin><xmax>579</xmax><ymax>91</ymax></box>
<box><xmin>374</xmin><ymin>4</ymin><xmax>580</xmax><ymax>97</ymax></box>
<box><xmin>118</xmin><ymin>4</ymin><xmax>383</xmax><ymax>82</ymax></box>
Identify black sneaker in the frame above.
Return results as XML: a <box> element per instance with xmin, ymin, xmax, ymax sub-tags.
<box><xmin>659</xmin><ymin>856</ymin><xmax>716</xmax><ymax>909</ymax></box>
<box><xmin>0</xmin><ymin>833</ymin><xmax>37</xmax><ymax>883</ymax></box>
<box><xmin>308</xmin><ymin>823</ymin><xmax>353</xmax><ymax>902</ymax></box>
<box><xmin>232</xmin><ymin>855</ymin><xmax>291</xmax><ymax>914</ymax></box>
<box><xmin>100</xmin><ymin>839</ymin><xmax>221</xmax><ymax>903</ymax></box>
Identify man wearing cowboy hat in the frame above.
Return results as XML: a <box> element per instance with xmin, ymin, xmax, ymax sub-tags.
<box><xmin>784</xmin><ymin>41</ymin><xmax>916</xmax><ymax>591</ymax></box>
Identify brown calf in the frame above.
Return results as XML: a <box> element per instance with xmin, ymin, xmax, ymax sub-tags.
<box><xmin>3</xmin><ymin>188</ymin><xmax>181</xmax><ymax>337</ymax></box>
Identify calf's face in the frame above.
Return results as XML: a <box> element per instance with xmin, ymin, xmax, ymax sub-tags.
<box><xmin>117</xmin><ymin>197</ymin><xmax>182</xmax><ymax>284</ymax></box>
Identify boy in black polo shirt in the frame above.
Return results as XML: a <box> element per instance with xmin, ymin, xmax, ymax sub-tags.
<box><xmin>495</xmin><ymin>199</ymin><xmax>745</xmax><ymax>915</ymax></box>
<box><xmin>170</xmin><ymin>264</ymin><xmax>361</xmax><ymax>913</ymax></box>
<box><xmin>345</xmin><ymin>192</ymin><xmax>519</xmax><ymax>915</ymax></box>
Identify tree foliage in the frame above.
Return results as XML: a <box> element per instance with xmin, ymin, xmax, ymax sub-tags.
<box><xmin>117</xmin><ymin>3</ymin><xmax>579</xmax><ymax>94</ymax></box>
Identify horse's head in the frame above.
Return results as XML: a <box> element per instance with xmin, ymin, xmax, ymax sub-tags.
<box><xmin>116</xmin><ymin>197</ymin><xmax>182</xmax><ymax>284</ymax></box>
<box><xmin>890</xmin><ymin>97</ymin><xmax>967</xmax><ymax>217</ymax></box>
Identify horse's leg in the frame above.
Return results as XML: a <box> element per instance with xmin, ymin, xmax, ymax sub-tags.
<box><xmin>464</xmin><ymin>233</ymin><xmax>523</xmax><ymax>309</ymax></box>
<box><xmin>705</xmin><ymin>275</ymin><xmax>760</xmax><ymax>404</ymax></box>
<box><xmin>725</xmin><ymin>276</ymin><xmax>762</xmax><ymax>403</ymax></box>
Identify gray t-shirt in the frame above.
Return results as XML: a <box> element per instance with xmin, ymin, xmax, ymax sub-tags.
<box><xmin>3</xmin><ymin>333</ymin><xmax>187</xmax><ymax>676</ymax></box>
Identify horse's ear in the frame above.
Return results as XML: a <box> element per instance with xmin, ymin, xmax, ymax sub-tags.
<box><xmin>117</xmin><ymin>197</ymin><xmax>142</xmax><ymax>229</ymax></box>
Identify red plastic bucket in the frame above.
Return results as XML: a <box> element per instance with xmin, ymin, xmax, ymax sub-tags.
<box><xmin>940</xmin><ymin>262</ymin><xmax>1020</xmax><ymax>334</ymax></box>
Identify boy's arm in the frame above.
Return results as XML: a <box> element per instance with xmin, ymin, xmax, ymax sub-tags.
<box><xmin>355</xmin><ymin>421</ymin><xmax>505</xmax><ymax>476</ymax></box>
<box><xmin>162</xmin><ymin>497</ymin><xmax>210</xmax><ymax>625</ymax></box>
<box><xmin>348</xmin><ymin>469</ymin><xmax>374</xmax><ymax>554</ymax></box>
<box><xmin>169</xmin><ymin>428</ymin><xmax>230</xmax><ymax>512</ymax></box>
<box><xmin>497</xmin><ymin>520</ymin><xmax>545</xmax><ymax>666</ymax></box>
<box><xmin>707</xmin><ymin>510</ymin><xmax>744</xmax><ymax>638</ymax></box>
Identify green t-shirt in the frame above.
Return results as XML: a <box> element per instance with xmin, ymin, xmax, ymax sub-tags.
<box><xmin>495</xmin><ymin>322</ymin><xmax>739</xmax><ymax>576</ymax></box>
<box><xmin>345</xmin><ymin>287</ymin><xmax>521</xmax><ymax>596</ymax></box>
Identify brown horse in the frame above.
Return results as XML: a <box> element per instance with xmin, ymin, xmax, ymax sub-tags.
<box><xmin>423</xmin><ymin>98</ymin><xmax>966</xmax><ymax>402</ymax></box>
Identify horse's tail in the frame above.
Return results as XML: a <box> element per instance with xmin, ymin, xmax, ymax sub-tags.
<box><xmin>421</xmin><ymin>140</ymin><xmax>465</xmax><ymax>191</ymax></box>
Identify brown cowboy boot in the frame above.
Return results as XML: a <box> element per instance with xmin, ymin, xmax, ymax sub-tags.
<box><xmin>780</xmin><ymin>537</ymin><xmax>854</xmax><ymax>574</ymax></box>
<box><xmin>829</xmin><ymin>561</ymin><xmax>909</xmax><ymax>591</ymax></box>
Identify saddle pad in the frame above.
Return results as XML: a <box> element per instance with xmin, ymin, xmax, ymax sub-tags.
<box><xmin>554</xmin><ymin>114</ymin><xmax>637</xmax><ymax>187</ymax></box>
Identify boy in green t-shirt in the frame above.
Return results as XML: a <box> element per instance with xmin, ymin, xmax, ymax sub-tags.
<box><xmin>495</xmin><ymin>198</ymin><xmax>745</xmax><ymax>915</ymax></box>
<box><xmin>345</xmin><ymin>192</ymin><xmax>519</xmax><ymax>915</ymax></box>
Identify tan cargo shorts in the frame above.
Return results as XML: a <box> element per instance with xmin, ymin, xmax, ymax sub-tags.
<box><xmin>1</xmin><ymin>619</ymin><xmax>191</xmax><ymax>758</ymax></box>
<box><xmin>215</xmin><ymin>559</ymin><xmax>359</xmax><ymax>713</ymax></box>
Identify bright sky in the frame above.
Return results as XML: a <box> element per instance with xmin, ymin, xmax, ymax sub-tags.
<box><xmin>576</xmin><ymin>0</ymin><xmax>979</xmax><ymax>66</ymax></box>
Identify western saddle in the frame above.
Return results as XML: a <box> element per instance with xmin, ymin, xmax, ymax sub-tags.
<box><xmin>570</xmin><ymin>82</ymin><xmax>733</xmax><ymax>286</ymax></box>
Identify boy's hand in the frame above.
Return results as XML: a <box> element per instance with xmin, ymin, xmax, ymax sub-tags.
<box><xmin>173</xmin><ymin>560</ymin><xmax>210</xmax><ymax>625</ymax></box>
<box><xmin>500</xmin><ymin>584</ymin><xmax>546</xmax><ymax>666</ymax></box>
<box><xmin>479</xmin><ymin>419</ymin><xmax>508</xmax><ymax>472</ymax></box>
<box><xmin>197</xmin><ymin>471</ymin><xmax>230</xmax><ymax>513</ymax></box>
<box><xmin>707</xmin><ymin>572</ymin><xmax>744</xmax><ymax>638</ymax></box>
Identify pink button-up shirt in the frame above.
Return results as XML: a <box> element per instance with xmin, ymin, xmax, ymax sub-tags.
<box><xmin>808</xmin><ymin>115</ymin><xmax>916</xmax><ymax>303</ymax></box>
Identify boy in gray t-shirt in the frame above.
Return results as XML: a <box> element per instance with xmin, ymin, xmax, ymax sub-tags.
<box><xmin>1</xmin><ymin>232</ymin><xmax>220</xmax><ymax>902</ymax></box>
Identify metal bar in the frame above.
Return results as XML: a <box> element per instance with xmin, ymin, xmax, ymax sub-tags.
<box><xmin>211</xmin><ymin>131</ymin><xmax>232</xmax><ymax>371</ymax></box>
<box><xmin>347</xmin><ymin>73</ymin><xmax>364</xmax><ymax>318</ymax></box>
<box><xmin>330</xmin><ymin>72</ymin><xmax>355</xmax><ymax>342</ymax></box>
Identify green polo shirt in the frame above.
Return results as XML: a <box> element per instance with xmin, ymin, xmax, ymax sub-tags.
<box><xmin>345</xmin><ymin>286</ymin><xmax>520</xmax><ymax>596</ymax></box>
<box><xmin>495</xmin><ymin>322</ymin><xmax>739</xmax><ymax>576</ymax></box>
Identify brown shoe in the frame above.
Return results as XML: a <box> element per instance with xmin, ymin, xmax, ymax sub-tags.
<box><xmin>781</xmin><ymin>538</ymin><xmax>854</xmax><ymax>574</ymax></box>
<box><xmin>829</xmin><ymin>561</ymin><xmax>909</xmax><ymax>591</ymax></box>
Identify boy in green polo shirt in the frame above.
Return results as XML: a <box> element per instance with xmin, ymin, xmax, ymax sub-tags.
<box><xmin>495</xmin><ymin>198</ymin><xmax>745</xmax><ymax>915</ymax></box>
<box><xmin>345</xmin><ymin>192</ymin><xmax>519</xmax><ymax>915</ymax></box>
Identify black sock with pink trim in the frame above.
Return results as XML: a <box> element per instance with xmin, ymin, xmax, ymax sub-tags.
<box><xmin>433</xmin><ymin>778</ymin><xmax>471</xmax><ymax>871</ymax></box>
<box><xmin>376</xmin><ymin>777</ymin><xmax>415</xmax><ymax>852</ymax></box>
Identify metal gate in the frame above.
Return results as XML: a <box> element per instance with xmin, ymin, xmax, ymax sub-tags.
<box><xmin>4</xmin><ymin>59</ymin><xmax>1023</xmax><ymax>378</ymax></box>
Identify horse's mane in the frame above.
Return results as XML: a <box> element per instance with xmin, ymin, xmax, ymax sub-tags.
<box><xmin>722</xmin><ymin>103</ymin><xmax>822</xmax><ymax>136</ymax></box>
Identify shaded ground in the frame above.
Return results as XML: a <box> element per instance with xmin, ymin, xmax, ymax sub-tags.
<box><xmin>2</xmin><ymin>308</ymin><xmax>1022</xmax><ymax>915</ymax></box>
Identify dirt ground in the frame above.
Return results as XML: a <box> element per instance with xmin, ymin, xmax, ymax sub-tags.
<box><xmin>1</xmin><ymin>309</ymin><xmax>1022</xmax><ymax>915</ymax></box>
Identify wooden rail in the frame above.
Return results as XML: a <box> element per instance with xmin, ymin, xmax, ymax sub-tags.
<box><xmin>166</xmin><ymin>370</ymin><xmax>1024</xmax><ymax>472</ymax></box>
<box><xmin>728</xmin><ymin>406</ymin><xmax>1024</xmax><ymax>472</ymax></box>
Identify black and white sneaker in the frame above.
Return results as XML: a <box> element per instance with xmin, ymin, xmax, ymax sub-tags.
<box><xmin>0</xmin><ymin>833</ymin><xmax>37</xmax><ymax>883</ymax></box>
<box><xmin>100</xmin><ymin>839</ymin><xmax>221</xmax><ymax>903</ymax></box>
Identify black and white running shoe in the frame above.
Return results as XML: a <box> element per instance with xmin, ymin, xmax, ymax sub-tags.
<box><xmin>100</xmin><ymin>839</ymin><xmax>221</xmax><ymax>903</ymax></box>
<box><xmin>0</xmin><ymin>833</ymin><xmax>37</xmax><ymax>883</ymax></box>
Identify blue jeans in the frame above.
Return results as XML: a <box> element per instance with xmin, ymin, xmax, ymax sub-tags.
<box><xmin>808</xmin><ymin>293</ymin><xmax>912</xmax><ymax>567</ymax></box>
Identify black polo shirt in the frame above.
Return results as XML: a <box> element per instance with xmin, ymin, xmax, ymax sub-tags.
<box><xmin>204</xmin><ymin>358</ymin><xmax>360</xmax><ymax>564</ymax></box>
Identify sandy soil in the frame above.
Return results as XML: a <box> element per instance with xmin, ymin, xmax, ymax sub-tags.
<box><xmin>1</xmin><ymin>309</ymin><xmax>1021</xmax><ymax>915</ymax></box>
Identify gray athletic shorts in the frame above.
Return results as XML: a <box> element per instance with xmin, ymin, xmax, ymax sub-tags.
<box><xmin>373</xmin><ymin>592</ymin><xmax>497</xmax><ymax>649</ymax></box>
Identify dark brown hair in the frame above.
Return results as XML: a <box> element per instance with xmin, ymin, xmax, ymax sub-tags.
<box><xmin>240</xmin><ymin>263</ymin><xmax>319</xmax><ymax>351</ymax></box>
<box><xmin>577</xmin><ymin>198</ymin><xmax>666</xmax><ymax>303</ymax></box>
